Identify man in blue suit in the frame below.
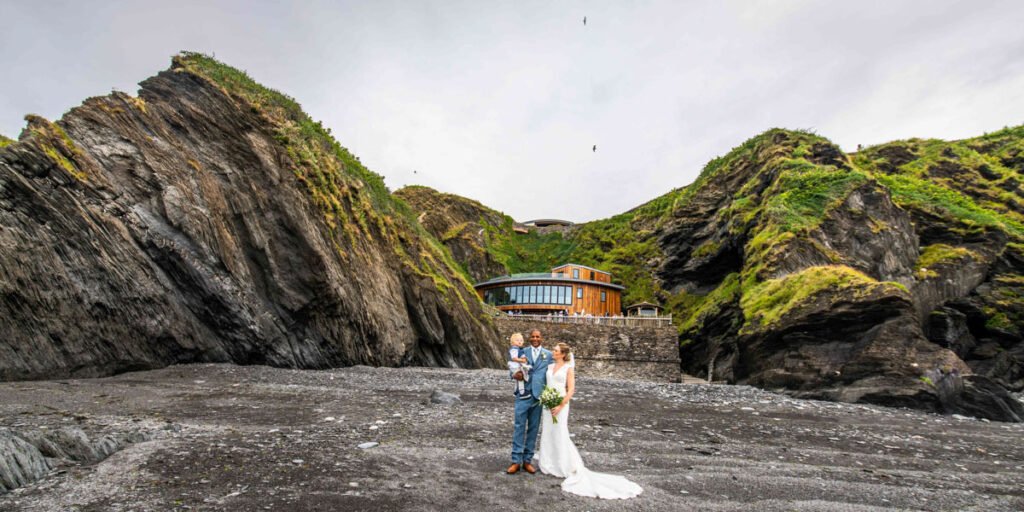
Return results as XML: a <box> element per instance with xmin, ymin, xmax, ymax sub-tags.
<box><xmin>508</xmin><ymin>329</ymin><xmax>551</xmax><ymax>474</ymax></box>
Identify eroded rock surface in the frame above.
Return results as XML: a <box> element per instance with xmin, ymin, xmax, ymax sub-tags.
<box><xmin>0</xmin><ymin>54</ymin><xmax>503</xmax><ymax>381</ymax></box>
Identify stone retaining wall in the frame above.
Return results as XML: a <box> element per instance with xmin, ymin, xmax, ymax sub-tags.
<box><xmin>493</xmin><ymin>318</ymin><xmax>681</xmax><ymax>382</ymax></box>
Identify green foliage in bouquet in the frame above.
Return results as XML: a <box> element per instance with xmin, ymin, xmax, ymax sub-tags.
<box><xmin>539</xmin><ymin>386</ymin><xmax>565</xmax><ymax>423</ymax></box>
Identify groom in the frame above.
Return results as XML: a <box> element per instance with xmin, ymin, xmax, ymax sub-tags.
<box><xmin>507</xmin><ymin>329</ymin><xmax>551</xmax><ymax>475</ymax></box>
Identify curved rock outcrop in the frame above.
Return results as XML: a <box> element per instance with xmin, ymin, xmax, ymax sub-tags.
<box><xmin>0</xmin><ymin>53</ymin><xmax>503</xmax><ymax>381</ymax></box>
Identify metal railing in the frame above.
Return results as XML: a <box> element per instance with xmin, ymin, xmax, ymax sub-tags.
<box><xmin>498</xmin><ymin>313</ymin><xmax>674</xmax><ymax>327</ymax></box>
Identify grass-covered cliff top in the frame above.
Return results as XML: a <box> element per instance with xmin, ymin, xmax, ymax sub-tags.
<box><xmin>0</xmin><ymin>134</ymin><xmax>13</xmax><ymax>148</ymax></box>
<box><xmin>403</xmin><ymin>124</ymin><xmax>1024</xmax><ymax>330</ymax></box>
<box><xmin>396</xmin><ymin>185</ymin><xmax>502</xmax><ymax>216</ymax></box>
<box><xmin>854</xmin><ymin>127</ymin><xmax>1024</xmax><ymax>239</ymax></box>
<box><xmin>172</xmin><ymin>52</ymin><xmax>391</xmax><ymax>211</ymax></box>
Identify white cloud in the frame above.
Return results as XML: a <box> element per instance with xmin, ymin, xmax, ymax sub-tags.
<box><xmin>2</xmin><ymin>0</ymin><xmax>1023</xmax><ymax>221</ymax></box>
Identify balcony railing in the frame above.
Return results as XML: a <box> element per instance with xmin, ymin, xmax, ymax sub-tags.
<box><xmin>497</xmin><ymin>313</ymin><xmax>674</xmax><ymax>327</ymax></box>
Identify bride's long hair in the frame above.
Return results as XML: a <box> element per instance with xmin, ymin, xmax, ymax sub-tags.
<box><xmin>555</xmin><ymin>342</ymin><xmax>572</xmax><ymax>361</ymax></box>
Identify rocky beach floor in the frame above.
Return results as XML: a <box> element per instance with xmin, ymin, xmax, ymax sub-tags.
<box><xmin>1</xmin><ymin>364</ymin><xmax>1022</xmax><ymax>511</ymax></box>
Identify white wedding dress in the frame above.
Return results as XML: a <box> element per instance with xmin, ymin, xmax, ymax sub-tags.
<box><xmin>536</xmin><ymin>362</ymin><xmax>643</xmax><ymax>499</ymax></box>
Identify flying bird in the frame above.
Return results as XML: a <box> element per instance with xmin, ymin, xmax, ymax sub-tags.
<box><xmin>583</xmin><ymin>16</ymin><xmax>587</xmax><ymax>26</ymax></box>
<box><xmin>592</xmin><ymin>145</ymin><xmax>596</xmax><ymax>152</ymax></box>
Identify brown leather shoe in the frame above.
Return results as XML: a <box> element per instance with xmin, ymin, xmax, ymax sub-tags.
<box><xmin>523</xmin><ymin>462</ymin><xmax>537</xmax><ymax>474</ymax></box>
<box><xmin>506</xmin><ymin>463</ymin><xmax>520</xmax><ymax>474</ymax></box>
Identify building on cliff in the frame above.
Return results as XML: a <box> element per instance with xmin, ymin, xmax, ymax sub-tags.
<box><xmin>474</xmin><ymin>264</ymin><xmax>623</xmax><ymax>316</ymax></box>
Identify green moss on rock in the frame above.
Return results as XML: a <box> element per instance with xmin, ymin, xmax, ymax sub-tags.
<box><xmin>677</xmin><ymin>273</ymin><xmax>741</xmax><ymax>334</ymax></box>
<box><xmin>874</xmin><ymin>173</ymin><xmax>1024</xmax><ymax>239</ymax></box>
<box><xmin>24</xmin><ymin>116</ymin><xmax>88</xmax><ymax>181</ymax></box>
<box><xmin>740</xmin><ymin>265</ymin><xmax>907</xmax><ymax>334</ymax></box>
<box><xmin>914</xmin><ymin>244</ymin><xmax>979</xmax><ymax>279</ymax></box>
<box><xmin>856</xmin><ymin>131</ymin><xmax>1024</xmax><ymax>240</ymax></box>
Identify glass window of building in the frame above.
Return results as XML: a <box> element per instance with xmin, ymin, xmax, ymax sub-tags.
<box><xmin>601</xmin><ymin>291</ymin><xmax>607</xmax><ymax>302</ymax></box>
<box><xmin>576</xmin><ymin>287</ymin><xmax>583</xmax><ymax>299</ymax></box>
<box><xmin>573</xmin><ymin>269</ymin><xmax>580</xmax><ymax>279</ymax></box>
<box><xmin>590</xmin><ymin>271</ymin><xmax>595</xmax><ymax>280</ymax></box>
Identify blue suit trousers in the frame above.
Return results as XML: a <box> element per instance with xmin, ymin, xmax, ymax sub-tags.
<box><xmin>511</xmin><ymin>396</ymin><xmax>542</xmax><ymax>464</ymax></box>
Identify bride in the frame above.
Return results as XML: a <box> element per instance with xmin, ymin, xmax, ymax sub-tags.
<box><xmin>537</xmin><ymin>342</ymin><xmax>643</xmax><ymax>499</ymax></box>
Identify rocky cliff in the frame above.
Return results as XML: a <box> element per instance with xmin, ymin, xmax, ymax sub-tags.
<box><xmin>393</xmin><ymin>186</ymin><xmax>509</xmax><ymax>282</ymax></box>
<box><xmin>0</xmin><ymin>53</ymin><xmax>503</xmax><ymax>381</ymax></box>
<box><xmin>401</xmin><ymin>128</ymin><xmax>1024</xmax><ymax>421</ymax></box>
<box><xmin>658</xmin><ymin>130</ymin><xmax>1022</xmax><ymax>422</ymax></box>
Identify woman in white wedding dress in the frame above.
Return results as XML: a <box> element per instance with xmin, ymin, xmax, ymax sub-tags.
<box><xmin>537</xmin><ymin>343</ymin><xmax>643</xmax><ymax>500</ymax></box>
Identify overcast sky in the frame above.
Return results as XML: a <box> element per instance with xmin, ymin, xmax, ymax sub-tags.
<box><xmin>3</xmin><ymin>1</ymin><xmax>1023</xmax><ymax>221</ymax></box>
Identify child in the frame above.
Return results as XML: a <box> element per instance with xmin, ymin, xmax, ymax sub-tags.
<box><xmin>508</xmin><ymin>332</ymin><xmax>531</xmax><ymax>395</ymax></box>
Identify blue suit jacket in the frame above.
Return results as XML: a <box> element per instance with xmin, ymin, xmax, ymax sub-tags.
<box><xmin>512</xmin><ymin>346</ymin><xmax>552</xmax><ymax>400</ymax></box>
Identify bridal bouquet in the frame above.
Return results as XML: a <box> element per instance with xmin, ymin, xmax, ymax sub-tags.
<box><xmin>539</xmin><ymin>386</ymin><xmax>564</xmax><ymax>423</ymax></box>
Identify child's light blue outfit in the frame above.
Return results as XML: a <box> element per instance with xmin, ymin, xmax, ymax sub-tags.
<box><xmin>508</xmin><ymin>346</ymin><xmax>529</xmax><ymax>395</ymax></box>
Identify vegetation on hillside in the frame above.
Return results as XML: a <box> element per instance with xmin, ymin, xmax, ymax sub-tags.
<box><xmin>0</xmin><ymin>134</ymin><xmax>13</xmax><ymax>148</ymax></box>
<box><xmin>854</xmin><ymin>129</ymin><xmax>1024</xmax><ymax>239</ymax></box>
<box><xmin>407</xmin><ymin>123</ymin><xmax>1023</xmax><ymax>344</ymax></box>
<box><xmin>181</xmin><ymin>51</ymin><xmax>1020</xmax><ymax>342</ymax></box>
<box><xmin>739</xmin><ymin>265</ymin><xmax>906</xmax><ymax>334</ymax></box>
<box><xmin>22</xmin><ymin>115</ymin><xmax>88</xmax><ymax>181</ymax></box>
<box><xmin>173</xmin><ymin>52</ymin><xmax>477</xmax><ymax>311</ymax></box>
<box><xmin>914</xmin><ymin>244</ymin><xmax>979</xmax><ymax>279</ymax></box>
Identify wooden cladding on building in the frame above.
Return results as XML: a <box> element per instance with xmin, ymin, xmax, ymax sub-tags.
<box><xmin>551</xmin><ymin>264</ymin><xmax>612</xmax><ymax>284</ymax></box>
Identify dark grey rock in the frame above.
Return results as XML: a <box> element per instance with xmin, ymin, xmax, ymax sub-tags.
<box><xmin>429</xmin><ymin>390</ymin><xmax>461</xmax><ymax>405</ymax></box>
<box><xmin>0</xmin><ymin>429</ymin><xmax>52</xmax><ymax>494</ymax></box>
<box><xmin>0</xmin><ymin>59</ymin><xmax>504</xmax><ymax>382</ymax></box>
<box><xmin>927</xmin><ymin>307</ymin><xmax>977</xmax><ymax>358</ymax></box>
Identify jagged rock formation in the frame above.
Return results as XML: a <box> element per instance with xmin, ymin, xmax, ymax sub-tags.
<box><xmin>394</xmin><ymin>186</ymin><xmax>508</xmax><ymax>282</ymax></box>
<box><xmin>406</xmin><ymin>128</ymin><xmax>1024</xmax><ymax>421</ymax></box>
<box><xmin>0</xmin><ymin>53</ymin><xmax>503</xmax><ymax>381</ymax></box>
<box><xmin>0</xmin><ymin>425</ymin><xmax>161</xmax><ymax>493</ymax></box>
<box><xmin>659</xmin><ymin>129</ymin><xmax>1024</xmax><ymax>421</ymax></box>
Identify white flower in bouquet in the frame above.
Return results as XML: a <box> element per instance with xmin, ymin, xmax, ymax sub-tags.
<box><xmin>539</xmin><ymin>385</ymin><xmax>564</xmax><ymax>423</ymax></box>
